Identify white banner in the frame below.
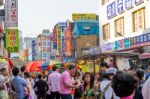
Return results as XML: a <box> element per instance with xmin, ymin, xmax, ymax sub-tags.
<box><xmin>5</xmin><ymin>0</ymin><xmax>18</xmax><ymax>27</ymax></box>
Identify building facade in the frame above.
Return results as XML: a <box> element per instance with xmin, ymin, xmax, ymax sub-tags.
<box><xmin>99</xmin><ymin>0</ymin><xmax>150</xmax><ymax>68</ymax></box>
<box><xmin>36</xmin><ymin>30</ymin><xmax>51</xmax><ymax>62</ymax></box>
<box><xmin>72</xmin><ymin>13</ymin><xmax>99</xmax><ymax>58</ymax></box>
<box><xmin>23</xmin><ymin>37</ymin><xmax>37</xmax><ymax>62</ymax></box>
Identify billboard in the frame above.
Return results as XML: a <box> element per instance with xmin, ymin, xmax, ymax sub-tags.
<box><xmin>6</xmin><ymin>29</ymin><xmax>19</xmax><ymax>52</ymax></box>
<box><xmin>65</xmin><ymin>27</ymin><xmax>72</xmax><ymax>56</ymax></box>
<box><xmin>73</xmin><ymin>22</ymin><xmax>99</xmax><ymax>36</ymax></box>
<box><xmin>5</xmin><ymin>0</ymin><xmax>18</xmax><ymax>27</ymax></box>
<box><xmin>72</xmin><ymin>13</ymin><xmax>97</xmax><ymax>21</ymax></box>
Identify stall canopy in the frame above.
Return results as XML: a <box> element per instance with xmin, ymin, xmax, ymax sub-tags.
<box><xmin>139</xmin><ymin>53</ymin><xmax>150</xmax><ymax>59</ymax></box>
<box><xmin>77</xmin><ymin>52</ymin><xmax>139</xmax><ymax>60</ymax></box>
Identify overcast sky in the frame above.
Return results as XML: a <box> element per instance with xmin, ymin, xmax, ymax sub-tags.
<box><xmin>18</xmin><ymin>0</ymin><xmax>99</xmax><ymax>37</ymax></box>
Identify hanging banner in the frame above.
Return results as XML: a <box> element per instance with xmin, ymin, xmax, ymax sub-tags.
<box><xmin>6</xmin><ymin>29</ymin><xmax>19</xmax><ymax>52</ymax></box>
<box><xmin>5</xmin><ymin>0</ymin><xmax>18</xmax><ymax>27</ymax></box>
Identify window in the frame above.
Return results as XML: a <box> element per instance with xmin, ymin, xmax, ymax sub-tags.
<box><xmin>103</xmin><ymin>24</ymin><xmax>110</xmax><ymax>41</ymax></box>
<box><xmin>102</xmin><ymin>0</ymin><xmax>109</xmax><ymax>5</ymax></box>
<box><xmin>133</xmin><ymin>8</ymin><xmax>145</xmax><ymax>32</ymax></box>
<box><xmin>115</xmin><ymin>17</ymin><xmax>124</xmax><ymax>37</ymax></box>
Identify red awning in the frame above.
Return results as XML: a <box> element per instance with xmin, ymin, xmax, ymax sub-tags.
<box><xmin>139</xmin><ymin>53</ymin><xmax>150</xmax><ymax>59</ymax></box>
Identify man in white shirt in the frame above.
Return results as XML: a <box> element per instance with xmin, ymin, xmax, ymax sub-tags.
<box><xmin>100</xmin><ymin>68</ymin><xmax>119</xmax><ymax>99</ymax></box>
<box><xmin>48</xmin><ymin>65</ymin><xmax>61</xmax><ymax>99</ymax></box>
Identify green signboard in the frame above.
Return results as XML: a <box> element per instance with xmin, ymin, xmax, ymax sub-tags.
<box><xmin>6</xmin><ymin>29</ymin><xmax>19</xmax><ymax>53</ymax></box>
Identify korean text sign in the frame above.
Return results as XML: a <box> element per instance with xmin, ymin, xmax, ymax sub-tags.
<box><xmin>6</xmin><ymin>29</ymin><xmax>19</xmax><ymax>52</ymax></box>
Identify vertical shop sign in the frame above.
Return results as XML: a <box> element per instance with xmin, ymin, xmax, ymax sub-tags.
<box><xmin>107</xmin><ymin>1</ymin><xmax>116</xmax><ymax>19</ymax></box>
<box><xmin>5</xmin><ymin>0</ymin><xmax>18</xmax><ymax>27</ymax></box>
<box><xmin>53</xmin><ymin>28</ymin><xmax>57</xmax><ymax>49</ymax></box>
<box><xmin>57</xmin><ymin>26</ymin><xmax>62</xmax><ymax>54</ymax></box>
<box><xmin>117</xmin><ymin>0</ymin><xmax>124</xmax><ymax>14</ymax></box>
<box><xmin>32</xmin><ymin>40</ymin><xmax>36</xmax><ymax>61</ymax></box>
<box><xmin>65</xmin><ymin>27</ymin><xmax>72</xmax><ymax>56</ymax></box>
<box><xmin>6</xmin><ymin>29</ymin><xmax>19</xmax><ymax>52</ymax></box>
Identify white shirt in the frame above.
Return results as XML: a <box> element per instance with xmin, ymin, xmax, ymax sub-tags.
<box><xmin>100</xmin><ymin>79</ymin><xmax>119</xmax><ymax>99</ymax></box>
<box><xmin>142</xmin><ymin>77</ymin><xmax>150</xmax><ymax>99</ymax></box>
<box><xmin>48</xmin><ymin>71</ymin><xmax>61</xmax><ymax>92</ymax></box>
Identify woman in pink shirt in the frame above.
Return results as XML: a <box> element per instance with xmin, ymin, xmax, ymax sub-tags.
<box><xmin>111</xmin><ymin>71</ymin><xmax>138</xmax><ymax>99</ymax></box>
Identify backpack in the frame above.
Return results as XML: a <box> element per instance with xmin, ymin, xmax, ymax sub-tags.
<box><xmin>94</xmin><ymin>82</ymin><xmax>112</xmax><ymax>99</ymax></box>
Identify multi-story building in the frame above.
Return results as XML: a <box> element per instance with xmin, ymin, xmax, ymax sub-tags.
<box><xmin>99</xmin><ymin>0</ymin><xmax>150</xmax><ymax>68</ymax></box>
<box><xmin>72</xmin><ymin>13</ymin><xmax>99</xmax><ymax>58</ymax></box>
<box><xmin>36</xmin><ymin>30</ymin><xmax>51</xmax><ymax>62</ymax></box>
<box><xmin>24</xmin><ymin>37</ymin><xmax>36</xmax><ymax>62</ymax></box>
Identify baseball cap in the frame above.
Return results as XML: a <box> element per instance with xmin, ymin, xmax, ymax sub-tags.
<box><xmin>106</xmin><ymin>68</ymin><xmax>117</xmax><ymax>75</ymax></box>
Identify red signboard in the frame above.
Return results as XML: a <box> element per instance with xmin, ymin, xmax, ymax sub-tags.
<box><xmin>65</xmin><ymin>27</ymin><xmax>72</xmax><ymax>56</ymax></box>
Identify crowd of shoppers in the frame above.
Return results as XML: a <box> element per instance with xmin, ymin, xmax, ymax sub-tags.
<box><xmin>1</xmin><ymin>62</ymin><xmax>150</xmax><ymax>99</ymax></box>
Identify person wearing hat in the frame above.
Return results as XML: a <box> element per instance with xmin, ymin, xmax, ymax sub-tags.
<box><xmin>99</xmin><ymin>68</ymin><xmax>119</xmax><ymax>99</ymax></box>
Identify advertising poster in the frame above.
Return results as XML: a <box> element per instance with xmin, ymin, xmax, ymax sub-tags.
<box><xmin>72</xmin><ymin>13</ymin><xmax>97</xmax><ymax>21</ymax></box>
<box><xmin>65</xmin><ymin>27</ymin><xmax>72</xmax><ymax>56</ymax></box>
<box><xmin>5</xmin><ymin>0</ymin><xmax>18</xmax><ymax>27</ymax></box>
<box><xmin>6</xmin><ymin>29</ymin><xmax>19</xmax><ymax>53</ymax></box>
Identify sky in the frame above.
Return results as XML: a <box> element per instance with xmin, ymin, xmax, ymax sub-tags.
<box><xmin>18</xmin><ymin>0</ymin><xmax>99</xmax><ymax>37</ymax></box>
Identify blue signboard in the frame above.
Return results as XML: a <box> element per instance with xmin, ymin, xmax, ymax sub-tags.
<box><xmin>124</xmin><ymin>38</ymin><xmax>130</xmax><ymax>48</ymax></box>
<box><xmin>117</xmin><ymin>0</ymin><xmax>124</xmax><ymax>14</ymax></box>
<box><xmin>32</xmin><ymin>40</ymin><xmax>36</xmax><ymax>61</ymax></box>
<box><xmin>73</xmin><ymin>22</ymin><xmax>99</xmax><ymax>36</ymax></box>
<box><xmin>125</xmin><ymin>0</ymin><xmax>133</xmax><ymax>10</ymax></box>
<box><xmin>107</xmin><ymin>1</ymin><xmax>116</xmax><ymax>19</ymax></box>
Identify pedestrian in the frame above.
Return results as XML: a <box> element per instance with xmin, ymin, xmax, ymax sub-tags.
<box><xmin>60</xmin><ymin>63</ymin><xmax>77</xmax><ymax>99</ymax></box>
<box><xmin>24</xmin><ymin>72</ymin><xmax>35</xmax><ymax>99</ymax></box>
<box><xmin>142</xmin><ymin>71</ymin><xmax>150</xmax><ymax>99</ymax></box>
<box><xmin>112</xmin><ymin>71</ymin><xmax>138</xmax><ymax>99</ymax></box>
<box><xmin>0</xmin><ymin>69</ymin><xmax>8</xmax><ymax>99</ymax></box>
<box><xmin>82</xmin><ymin>72</ymin><xmax>95</xmax><ymax>99</ymax></box>
<box><xmin>20</xmin><ymin>66</ymin><xmax>26</xmax><ymax>78</ymax></box>
<box><xmin>34</xmin><ymin>74</ymin><xmax>49</xmax><ymax>99</ymax></box>
<box><xmin>133</xmin><ymin>69</ymin><xmax>145</xmax><ymax>99</ymax></box>
<box><xmin>48</xmin><ymin>65</ymin><xmax>61</xmax><ymax>99</ymax></box>
<box><xmin>99</xmin><ymin>68</ymin><xmax>119</xmax><ymax>99</ymax></box>
<box><xmin>12</xmin><ymin>67</ymin><xmax>29</xmax><ymax>99</ymax></box>
<box><xmin>99</xmin><ymin>62</ymin><xmax>109</xmax><ymax>81</ymax></box>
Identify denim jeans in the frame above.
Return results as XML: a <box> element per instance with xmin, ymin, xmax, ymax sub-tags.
<box><xmin>61</xmin><ymin>94</ymin><xmax>72</xmax><ymax>99</ymax></box>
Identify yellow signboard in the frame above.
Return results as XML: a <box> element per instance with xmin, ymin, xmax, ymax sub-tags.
<box><xmin>6</xmin><ymin>29</ymin><xmax>19</xmax><ymax>53</ymax></box>
<box><xmin>72</xmin><ymin>13</ymin><xmax>97</xmax><ymax>21</ymax></box>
